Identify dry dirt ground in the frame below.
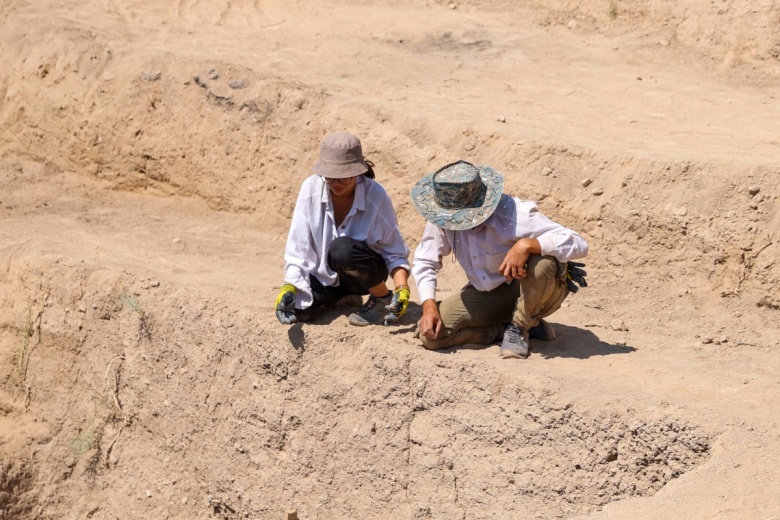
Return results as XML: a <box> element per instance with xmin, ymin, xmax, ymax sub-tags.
<box><xmin>1</xmin><ymin>1</ymin><xmax>780</xmax><ymax>519</ymax></box>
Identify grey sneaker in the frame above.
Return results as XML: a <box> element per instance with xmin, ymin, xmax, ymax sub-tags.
<box><xmin>528</xmin><ymin>319</ymin><xmax>556</xmax><ymax>341</ymax></box>
<box><xmin>348</xmin><ymin>293</ymin><xmax>392</xmax><ymax>326</ymax></box>
<box><xmin>500</xmin><ymin>324</ymin><xmax>530</xmax><ymax>359</ymax></box>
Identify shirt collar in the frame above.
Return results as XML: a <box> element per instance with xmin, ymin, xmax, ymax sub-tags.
<box><xmin>320</xmin><ymin>175</ymin><xmax>366</xmax><ymax>212</ymax></box>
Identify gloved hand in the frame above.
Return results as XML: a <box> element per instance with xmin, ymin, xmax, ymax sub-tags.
<box><xmin>274</xmin><ymin>283</ymin><xmax>298</xmax><ymax>324</ymax></box>
<box><xmin>383</xmin><ymin>285</ymin><xmax>410</xmax><ymax>325</ymax></box>
<box><xmin>566</xmin><ymin>261</ymin><xmax>588</xmax><ymax>293</ymax></box>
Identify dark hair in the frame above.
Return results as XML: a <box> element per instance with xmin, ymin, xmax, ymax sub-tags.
<box><xmin>363</xmin><ymin>160</ymin><xmax>376</xmax><ymax>180</ymax></box>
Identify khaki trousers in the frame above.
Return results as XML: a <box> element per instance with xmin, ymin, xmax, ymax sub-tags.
<box><xmin>418</xmin><ymin>255</ymin><xmax>569</xmax><ymax>350</ymax></box>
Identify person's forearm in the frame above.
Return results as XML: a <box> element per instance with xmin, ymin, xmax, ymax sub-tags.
<box><xmin>391</xmin><ymin>267</ymin><xmax>409</xmax><ymax>288</ymax></box>
<box><xmin>514</xmin><ymin>237</ymin><xmax>541</xmax><ymax>256</ymax></box>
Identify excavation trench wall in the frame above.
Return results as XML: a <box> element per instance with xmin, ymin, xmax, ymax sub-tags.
<box><xmin>0</xmin><ymin>253</ymin><xmax>712</xmax><ymax>519</ymax></box>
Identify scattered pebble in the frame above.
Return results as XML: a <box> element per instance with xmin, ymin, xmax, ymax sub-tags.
<box><xmin>448</xmin><ymin>2</ymin><xmax>457</xmax><ymax>9</ymax></box>
<box><xmin>146</xmin><ymin>490</ymin><xmax>152</xmax><ymax>498</ymax></box>
<box><xmin>659</xmin><ymin>39</ymin><xmax>670</xmax><ymax>47</ymax></box>
<box><xmin>592</xmin><ymin>188</ymin><xmax>604</xmax><ymax>196</ymax></box>
<box><xmin>747</xmin><ymin>186</ymin><xmax>760</xmax><ymax>196</ymax></box>
<box><xmin>611</xmin><ymin>319</ymin><xmax>628</xmax><ymax>331</ymax></box>
<box><xmin>229</xmin><ymin>80</ymin><xmax>247</xmax><ymax>89</ymax></box>
<box><xmin>140</xmin><ymin>71</ymin><xmax>161</xmax><ymax>81</ymax></box>
<box><xmin>542</xmin><ymin>166</ymin><xmax>553</xmax><ymax>176</ymax></box>
<box><xmin>673</xmin><ymin>207</ymin><xmax>687</xmax><ymax>216</ymax></box>
<box><xmin>581</xmin><ymin>178</ymin><xmax>593</xmax><ymax>187</ymax></box>
<box><xmin>497</xmin><ymin>116</ymin><xmax>506</xmax><ymax>123</ymax></box>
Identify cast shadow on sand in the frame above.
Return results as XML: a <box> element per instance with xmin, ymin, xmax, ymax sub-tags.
<box><xmin>531</xmin><ymin>324</ymin><xmax>635</xmax><ymax>359</ymax></box>
<box><xmin>425</xmin><ymin>323</ymin><xmax>635</xmax><ymax>360</ymax></box>
<box><xmin>285</xmin><ymin>301</ymin><xmax>424</xmax><ymax>350</ymax></box>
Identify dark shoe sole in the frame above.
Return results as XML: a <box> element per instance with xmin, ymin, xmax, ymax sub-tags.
<box><xmin>528</xmin><ymin>319</ymin><xmax>556</xmax><ymax>341</ymax></box>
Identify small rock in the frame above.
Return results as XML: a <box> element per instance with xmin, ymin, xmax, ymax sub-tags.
<box><xmin>140</xmin><ymin>71</ymin><xmax>161</xmax><ymax>81</ymax></box>
<box><xmin>747</xmin><ymin>186</ymin><xmax>760</xmax><ymax>196</ymax></box>
<box><xmin>567</xmin><ymin>20</ymin><xmax>579</xmax><ymax>29</ymax></box>
<box><xmin>150</xmin><ymin>280</ymin><xmax>160</xmax><ymax>288</ymax></box>
<box><xmin>659</xmin><ymin>39</ymin><xmax>670</xmax><ymax>47</ymax></box>
<box><xmin>497</xmin><ymin>116</ymin><xmax>506</xmax><ymax>123</ymax></box>
<box><xmin>542</xmin><ymin>167</ymin><xmax>553</xmax><ymax>176</ymax></box>
<box><xmin>229</xmin><ymin>80</ymin><xmax>247</xmax><ymax>89</ymax></box>
<box><xmin>673</xmin><ymin>207</ymin><xmax>688</xmax><ymax>216</ymax></box>
<box><xmin>448</xmin><ymin>2</ymin><xmax>457</xmax><ymax>9</ymax></box>
<box><xmin>592</xmin><ymin>188</ymin><xmax>604</xmax><ymax>196</ymax></box>
<box><xmin>172</xmin><ymin>237</ymin><xmax>182</xmax><ymax>244</ymax></box>
<box><xmin>611</xmin><ymin>319</ymin><xmax>627</xmax><ymax>331</ymax></box>
<box><xmin>146</xmin><ymin>490</ymin><xmax>152</xmax><ymax>498</ymax></box>
<box><xmin>581</xmin><ymin>178</ymin><xmax>593</xmax><ymax>187</ymax></box>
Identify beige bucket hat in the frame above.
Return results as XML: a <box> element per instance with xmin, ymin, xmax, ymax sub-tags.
<box><xmin>312</xmin><ymin>132</ymin><xmax>369</xmax><ymax>179</ymax></box>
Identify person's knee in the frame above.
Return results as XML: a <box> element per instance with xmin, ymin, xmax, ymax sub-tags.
<box><xmin>328</xmin><ymin>236</ymin><xmax>360</xmax><ymax>267</ymax></box>
<box><xmin>526</xmin><ymin>254</ymin><xmax>558</xmax><ymax>280</ymax></box>
<box><xmin>420</xmin><ymin>336</ymin><xmax>450</xmax><ymax>350</ymax></box>
<box><xmin>415</xmin><ymin>323</ymin><xmax>450</xmax><ymax>350</ymax></box>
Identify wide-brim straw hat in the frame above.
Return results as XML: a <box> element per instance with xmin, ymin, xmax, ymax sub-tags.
<box><xmin>312</xmin><ymin>132</ymin><xmax>369</xmax><ymax>179</ymax></box>
<box><xmin>411</xmin><ymin>160</ymin><xmax>504</xmax><ymax>230</ymax></box>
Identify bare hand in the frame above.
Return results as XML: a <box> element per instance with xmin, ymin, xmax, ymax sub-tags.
<box><xmin>499</xmin><ymin>246</ymin><xmax>530</xmax><ymax>281</ymax></box>
<box><xmin>419</xmin><ymin>300</ymin><xmax>443</xmax><ymax>339</ymax></box>
<box><xmin>499</xmin><ymin>238</ymin><xmax>541</xmax><ymax>281</ymax></box>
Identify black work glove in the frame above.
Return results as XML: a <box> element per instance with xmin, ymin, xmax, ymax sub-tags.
<box><xmin>566</xmin><ymin>261</ymin><xmax>588</xmax><ymax>293</ymax></box>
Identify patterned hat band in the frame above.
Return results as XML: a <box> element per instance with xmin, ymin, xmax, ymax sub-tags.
<box><xmin>410</xmin><ymin>160</ymin><xmax>504</xmax><ymax>231</ymax></box>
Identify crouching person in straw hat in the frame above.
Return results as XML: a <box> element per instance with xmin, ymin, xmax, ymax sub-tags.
<box><xmin>410</xmin><ymin>160</ymin><xmax>589</xmax><ymax>359</ymax></box>
<box><xmin>275</xmin><ymin>131</ymin><xmax>412</xmax><ymax>327</ymax></box>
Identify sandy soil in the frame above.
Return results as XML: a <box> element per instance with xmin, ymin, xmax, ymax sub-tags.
<box><xmin>1</xmin><ymin>1</ymin><xmax>780</xmax><ymax>519</ymax></box>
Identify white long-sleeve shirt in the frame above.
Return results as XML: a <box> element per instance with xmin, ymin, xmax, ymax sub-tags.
<box><xmin>284</xmin><ymin>175</ymin><xmax>410</xmax><ymax>308</ymax></box>
<box><xmin>412</xmin><ymin>194</ymin><xmax>589</xmax><ymax>303</ymax></box>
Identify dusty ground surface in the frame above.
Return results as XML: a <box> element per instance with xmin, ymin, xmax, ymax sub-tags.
<box><xmin>1</xmin><ymin>0</ymin><xmax>780</xmax><ymax>519</ymax></box>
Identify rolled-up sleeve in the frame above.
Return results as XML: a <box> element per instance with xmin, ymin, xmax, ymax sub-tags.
<box><xmin>283</xmin><ymin>184</ymin><xmax>318</xmax><ymax>306</ymax></box>
<box><xmin>411</xmin><ymin>222</ymin><xmax>450</xmax><ymax>302</ymax></box>
<box><xmin>522</xmin><ymin>202</ymin><xmax>589</xmax><ymax>262</ymax></box>
<box><xmin>376</xmin><ymin>197</ymin><xmax>411</xmax><ymax>274</ymax></box>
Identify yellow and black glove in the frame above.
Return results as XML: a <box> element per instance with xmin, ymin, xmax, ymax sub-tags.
<box><xmin>383</xmin><ymin>285</ymin><xmax>410</xmax><ymax>325</ymax></box>
<box><xmin>565</xmin><ymin>261</ymin><xmax>588</xmax><ymax>293</ymax></box>
<box><xmin>274</xmin><ymin>283</ymin><xmax>298</xmax><ymax>324</ymax></box>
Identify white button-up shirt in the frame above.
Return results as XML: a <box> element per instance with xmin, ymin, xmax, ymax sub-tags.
<box><xmin>284</xmin><ymin>175</ymin><xmax>410</xmax><ymax>308</ymax></box>
<box><xmin>412</xmin><ymin>194</ymin><xmax>589</xmax><ymax>302</ymax></box>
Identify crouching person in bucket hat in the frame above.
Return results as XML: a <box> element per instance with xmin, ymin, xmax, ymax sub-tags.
<box><xmin>275</xmin><ymin>131</ymin><xmax>412</xmax><ymax>327</ymax></box>
<box><xmin>410</xmin><ymin>160</ymin><xmax>589</xmax><ymax>359</ymax></box>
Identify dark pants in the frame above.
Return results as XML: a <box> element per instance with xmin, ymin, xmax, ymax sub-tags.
<box><xmin>295</xmin><ymin>236</ymin><xmax>389</xmax><ymax>322</ymax></box>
